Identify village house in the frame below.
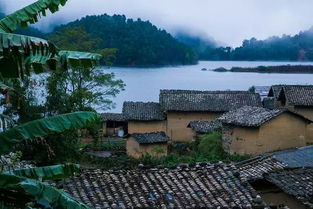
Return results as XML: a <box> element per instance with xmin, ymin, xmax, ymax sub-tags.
<box><xmin>187</xmin><ymin>120</ymin><xmax>222</xmax><ymax>139</ymax></box>
<box><xmin>62</xmin><ymin>163</ymin><xmax>267</xmax><ymax>209</ymax></box>
<box><xmin>268</xmin><ymin>85</ymin><xmax>313</xmax><ymax>143</ymax></box>
<box><xmin>123</xmin><ymin>101</ymin><xmax>166</xmax><ymax>134</ymax></box>
<box><xmin>101</xmin><ymin>113</ymin><xmax>127</xmax><ymax>137</ymax></box>
<box><xmin>237</xmin><ymin>145</ymin><xmax>313</xmax><ymax>208</ymax></box>
<box><xmin>127</xmin><ymin>132</ymin><xmax>169</xmax><ymax>159</ymax></box>
<box><xmin>159</xmin><ymin>90</ymin><xmax>262</xmax><ymax>142</ymax></box>
<box><xmin>219</xmin><ymin>106</ymin><xmax>311</xmax><ymax>156</ymax></box>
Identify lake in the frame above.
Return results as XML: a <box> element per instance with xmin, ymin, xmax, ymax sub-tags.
<box><xmin>105</xmin><ymin>61</ymin><xmax>313</xmax><ymax>113</ymax></box>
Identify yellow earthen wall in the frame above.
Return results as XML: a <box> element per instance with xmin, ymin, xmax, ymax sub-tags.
<box><xmin>126</xmin><ymin>137</ymin><xmax>168</xmax><ymax>159</ymax></box>
<box><xmin>167</xmin><ymin>112</ymin><xmax>222</xmax><ymax>142</ymax></box>
<box><xmin>128</xmin><ymin>121</ymin><xmax>166</xmax><ymax>134</ymax></box>
<box><xmin>226</xmin><ymin>113</ymin><xmax>307</xmax><ymax>156</ymax></box>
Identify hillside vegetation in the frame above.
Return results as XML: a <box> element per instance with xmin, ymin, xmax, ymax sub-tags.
<box><xmin>201</xmin><ymin>27</ymin><xmax>313</xmax><ymax>61</ymax></box>
<box><xmin>47</xmin><ymin>14</ymin><xmax>197</xmax><ymax>66</ymax></box>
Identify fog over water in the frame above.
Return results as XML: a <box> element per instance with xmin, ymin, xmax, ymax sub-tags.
<box><xmin>3</xmin><ymin>0</ymin><xmax>313</xmax><ymax>46</ymax></box>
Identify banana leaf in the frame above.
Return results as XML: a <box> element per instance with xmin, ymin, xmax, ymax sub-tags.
<box><xmin>0</xmin><ymin>0</ymin><xmax>68</xmax><ymax>33</ymax></box>
<box><xmin>0</xmin><ymin>33</ymin><xmax>102</xmax><ymax>78</ymax></box>
<box><xmin>4</xmin><ymin>163</ymin><xmax>80</xmax><ymax>181</ymax></box>
<box><xmin>0</xmin><ymin>81</ymin><xmax>13</xmax><ymax>94</ymax></box>
<box><xmin>0</xmin><ymin>111</ymin><xmax>99</xmax><ymax>155</ymax></box>
<box><xmin>0</xmin><ymin>173</ymin><xmax>89</xmax><ymax>209</ymax></box>
<box><xmin>58</xmin><ymin>50</ymin><xmax>102</xmax><ymax>69</ymax></box>
<box><xmin>0</xmin><ymin>32</ymin><xmax>57</xmax><ymax>78</ymax></box>
<box><xmin>0</xmin><ymin>114</ymin><xmax>15</xmax><ymax>132</ymax></box>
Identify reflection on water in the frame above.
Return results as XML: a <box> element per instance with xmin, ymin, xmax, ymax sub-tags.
<box><xmin>104</xmin><ymin>61</ymin><xmax>313</xmax><ymax>112</ymax></box>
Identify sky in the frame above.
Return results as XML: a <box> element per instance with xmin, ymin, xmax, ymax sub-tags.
<box><xmin>2</xmin><ymin>0</ymin><xmax>313</xmax><ymax>46</ymax></box>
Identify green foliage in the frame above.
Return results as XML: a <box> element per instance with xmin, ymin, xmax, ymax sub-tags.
<box><xmin>46</xmin><ymin>68</ymin><xmax>125</xmax><ymax>113</ymax></box>
<box><xmin>48</xmin><ymin>15</ymin><xmax>197</xmax><ymax>66</ymax></box>
<box><xmin>197</xmin><ymin>132</ymin><xmax>226</xmax><ymax>160</ymax></box>
<box><xmin>201</xmin><ymin>28</ymin><xmax>313</xmax><ymax>61</ymax></box>
<box><xmin>0</xmin><ymin>173</ymin><xmax>89</xmax><ymax>209</ymax></box>
<box><xmin>84</xmin><ymin>132</ymin><xmax>249</xmax><ymax>170</ymax></box>
<box><xmin>0</xmin><ymin>111</ymin><xmax>99</xmax><ymax>155</ymax></box>
<box><xmin>4</xmin><ymin>163</ymin><xmax>80</xmax><ymax>181</ymax></box>
<box><xmin>0</xmin><ymin>0</ymin><xmax>68</xmax><ymax>33</ymax></box>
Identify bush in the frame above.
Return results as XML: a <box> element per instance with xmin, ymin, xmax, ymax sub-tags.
<box><xmin>197</xmin><ymin>132</ymin><xmax>226</xmax><ymax>159</ymax></box>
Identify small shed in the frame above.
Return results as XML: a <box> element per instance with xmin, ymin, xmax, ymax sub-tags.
<box><xmin>101</xmin><ymin>113</ymin><xmax>127</xmax><ymax>137</ymax></box>
<box><xmin>219</xmin><ymin>106</ymin><xmax>311</xmax><ymax>156</ymax></box>
<box><xmin>187</xmin><ymin>120</ymin><xmax>222</xmax><ymax>139</ymax></box>
<box><xmin>127</xmin><ymin>132</ymin><xmax>169</xmax><ymax>159</ymax></box>
<box><xmin>123</xmin><ymin>101</ymin><xmax>166</xmax><ymax>134</ymax></box>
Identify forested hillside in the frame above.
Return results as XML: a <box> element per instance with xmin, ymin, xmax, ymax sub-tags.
<box><xmin>201</xmin><ymin>27</ymin><xmax>313</xmax><ymax>61</ymax></box>
<box><xmin>47</xmin><ymin>14</ymin><xmax>197</xmax><ymax>66</ymax></box>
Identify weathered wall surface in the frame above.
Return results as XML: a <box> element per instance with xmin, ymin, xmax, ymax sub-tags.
<box><xmin>293</xmin><ymin>106</ymin><xmax>313</xmax><ymax>143</ymax></box>
<box><xmin>128</xmin><ymin>121</ymin><xmax>166</xmax><ymax>134</ymax></box>
<box><xmin>126</xmin><ymin>137</ymin><xmax>141</xmax><ymax>159</ymax></box>
<box><xmin>223</xmin><ymin>113</ymin><xmax>307</xmax><ymax>156</ymax></box>
<box><xmin>258</xmin><ymin>113</ymin><xmax>306</xmax><ymax>153</ymax></box>
<box><xmin>167</xmin><ymin>112</ymin><xmax>222</xmax><ymax>142</ymax></box>
<box><xmin>223</xmin><ymin>126</ymin><xmax>259</xmax><ymax>156</ymax></box>
<box><xmin>126</xmin><ymin>137</ymin><xmax>168</xmax><ymax>159</ymax></box>
<box><xmin>294</xmin><ymin>106</ymin><xmax>313</xmax><ymax>120</ymax></box>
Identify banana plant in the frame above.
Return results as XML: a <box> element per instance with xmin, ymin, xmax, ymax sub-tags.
<box><xmin>0</xmin><ymin>0</ymin><xmax>104</xmax><ymax>208</ymax></box>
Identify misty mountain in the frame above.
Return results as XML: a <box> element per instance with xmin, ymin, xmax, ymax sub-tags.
<box><xmin>175</xmin><ymin>32</ymin><xmax>218</xmax><ymax>53</ymax></box>
<box><xmin>46</xmin><ymin>14</ymin><xmax>197</xmax><ymax>66</ymax></box>
<box><xmin>202</xmin><ymin>27</ymin><xmax>313</xmax><ymax>61</ymax></box>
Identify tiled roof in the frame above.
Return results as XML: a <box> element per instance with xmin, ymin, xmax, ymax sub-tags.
<box><xmin>218</xmin><ymin>106</ymin><xmax>285</xmax><ymax>127</ymax></box>
<box><xmin>265</xmin><ymin>167</ymin><xmax>313</xmax><ymax>208</ymax></box>
<box><xmin>131</xmin><ymin>132</ymin><xmax>169</xmax><ymax>144</ymax></box>
<box><xmin>237</xmin><ymin>145</ymin><xmax>313</xmax><ymax>181</ymax></box>
<box><xmin>101</xmin><ymin>113</ymin><xmax>125</xmax><ymax>122</ymax></box>
<box><xmin>123</xmin><ymin>102</ymin><xmax>165</xmax><ymax>121</ymax></box>
<box><xmin>278</xmin><ymin>85</ymin><xmax>313</xmax><ymax>106</ymax></box>
<box><xmin>188</xmin><ymin>120</ymin><xmax>222</xmax><ymax>134</ymax></box>
<box><xmin>219</xmin><ymin>106</ymin><xmax>310</xmax><ymax>127</ymax></box>
<box><xmin>236</xmin><ymin>156</ymin><xmax>286</xmax><ymax>182</ymax></box>
<box><xmin>159</xmin><ymin>90</ymin><xmax>262</xmax><ymax>112</ymax></box>
<box><xmin>270</xmin><ymin>145</ymin><xmax>313</xmax><ymax>167</ymax></box>
<box><xmin>63</xmin><ymin>163</ymin><xmax>266</xmax><ymax>209</ymax></box>
<box><xmin>268</xmin><ymin>85</ymin><xmax>284</xmax><ymax>99</ymax></box>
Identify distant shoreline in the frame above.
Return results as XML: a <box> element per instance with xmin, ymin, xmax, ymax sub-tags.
<box><xmin>213</xmin><ymin>65</ymin><xmax>313</xmax><ymax>74</ymax></box>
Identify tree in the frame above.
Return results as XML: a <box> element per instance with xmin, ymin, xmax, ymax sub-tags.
<box><xmin>0</xmin><ymin>0</ymin><xmax>103</xmax><ymax>208</ymax></box>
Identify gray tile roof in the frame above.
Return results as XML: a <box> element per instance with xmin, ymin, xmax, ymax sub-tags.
<box><xmin>188</xmin><ymin>120</ymin><xmax>222</xmax><ymax>134</ymax></box>
<box><xmin>101</xmin><ymin>113</ymin><xmax>125</xmax><ymax>122</ymax></box>
<box><xmin>131</xmin><ymin>132</ymin><xmax>169</xmax><ymax>144</ymax></box>
<box><xmin>63</xmin><ymin>163</ymin><xmax>266</xmax><ymax>209</ymax></box>
<box><xmin>270</xmin><ymin>145</ymin><xmax>313</xmax><ymax>167</ymax></box>
<box><xmin>268</xmin><ymin>85</ymin><xmax>284</xmax><ymax>99</ymax></box>
<box><xmin>236</xmin><ymin>156</ymin><xmax>287</xmax><ymax>182</ymax></box>
<box><xmin>278</xmin><ymin>85</ymin><xmax>313</xmax><ymax>106</ymax></box>
<box><xmin>218</xmin><ymin>106</ymin><xmax>285</xmax><ymax>127</ymax></box>
<box><xmin>219</xmin><ymin>106</ymin><xmax>311</xmax><ymax>127</ymax></box>
<box><xmin>159</xmin><ymin>90</ymin><xmax>262</xmax><ymax>112</ymax></box>
<box><xmin>265</xmin><ymin>167</ymin><xmax>313</xmax><ymax>208</ymax></box>
<box><xmin>237</xmin><ymin>145</ymin><xmax>313</xmax><ymax>181</ymax></box>
<box><xmin>123</xmin><ymin>102</ymin><xmax>165</xmax><ymax>121</ymax></box>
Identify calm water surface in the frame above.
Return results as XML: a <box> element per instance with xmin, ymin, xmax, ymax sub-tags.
<box><xmin>105</xmin><ymin>61</ymin><xmax>313</xmax><ymax>112</ymax></box>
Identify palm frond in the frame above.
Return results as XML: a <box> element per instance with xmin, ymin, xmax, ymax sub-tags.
<box><xmin>4</xmin><ymin>163</ymin><xmax>80</xmax><ymax>181</ymax></box>
<box><xmin>0</xmin><ymin>111</ymin><xmax>99</xmax><ymax>155</ymax></box>
<box><xmin>0</xmin><ymin>0</ymin><xmax>68</xmax><ymax>33</ymax></box>
<box><xmin>0</xmin><ymin>173</ymin><xmax>89</xmax><ymax>209</ymax></box>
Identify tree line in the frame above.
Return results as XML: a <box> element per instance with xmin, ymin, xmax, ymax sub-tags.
<box><xmin>199</xmin><ymin>28</ymin><xmax>313</xmax><ymax>61</ymax></box>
